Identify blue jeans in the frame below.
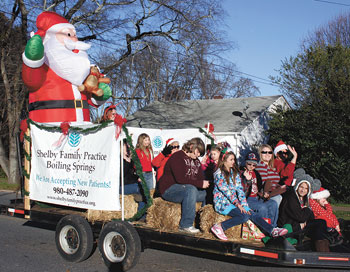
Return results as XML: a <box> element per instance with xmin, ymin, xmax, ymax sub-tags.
<box><xmin>162</xmin><ymin>184</ymin><xmax>206</xmax><ymax>229</ymax></box>
<box><xmin>143</xmin><ymin>171</ymin><xmax>154</xmax><ymax>190</ymax></box>
<box><xmin>247</xmin><ymin>197</ymin><xmax>278</xmax><ymax>227</ymax></box>
<box><xmin>221</xmin><ymin>208</ymin><xmax>273</xmax><ymax>234</ymax></box>
<box><xmin>120</xmin><ymin>183</ymin><xmax>145</xmax><ymax>211</ymax></box>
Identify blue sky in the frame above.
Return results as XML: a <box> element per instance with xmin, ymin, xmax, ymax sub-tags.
<box><xmin>222</xmin><ymin>0</ymin><xmax>350</xmax><ymax>97</ymax></box>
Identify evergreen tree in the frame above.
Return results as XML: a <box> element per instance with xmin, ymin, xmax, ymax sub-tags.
<box><xmin>269</xmin><ymin>44</ymin><xmax>350</xmax><ymax>202</ymax></box>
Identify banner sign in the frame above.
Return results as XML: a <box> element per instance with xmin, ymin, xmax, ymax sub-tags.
<box><xmin>126</xmin><ymin>127</ymin><xmax>207</xmax><ymax>157</ymax></box>
<box><xmin>30</xmin><ymin>124</ymin><xmax>120</xmax><ymax>211</ymax></box>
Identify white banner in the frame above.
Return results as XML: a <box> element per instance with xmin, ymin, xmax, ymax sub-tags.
<box><xmin>30</xmin><ymin>124</ymin><xmax>120</xmax><ymax>211</ymax></box>
<box><xmin>126</xmin><ymin>127</ymin><xmax>207</xmax><ymax>157</ymax></box>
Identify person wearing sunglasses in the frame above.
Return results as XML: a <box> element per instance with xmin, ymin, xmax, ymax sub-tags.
<box><xmin>255</xmin><ymin>144</ymin><xmax>287</xmax><ymax>207</ymax></box>
<box><xmin>240</xmin><ymin>152</ymin><xmax>279</xmax><ymax>227</ymax></box>
<box><xmin>273</xmin><ymin>140</ymin><xmax>298</xmax><ymax>187</ymax></box>
<box><xmin>152</xmin><ymin>138</ymin><xmax>180</xmax><ymax>181</ymax></box>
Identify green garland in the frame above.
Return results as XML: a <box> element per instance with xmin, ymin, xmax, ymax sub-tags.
<box><xmin>28</xmin><ymin>118</ymin><xmax>112</xmax><ymax>134</ymax></box>
<box><xmin>198</xmin><ymin>127</ymin><xmax>215</xmax><ymax>146</ymax></box>
<box><xmin>120</xmin><ymin>124</ymin><xmax>153</xmax><ymax>221</ymax></box>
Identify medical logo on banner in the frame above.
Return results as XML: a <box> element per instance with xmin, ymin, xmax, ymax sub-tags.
<box><xmin>68</xmin><ymin>132</ymin><xmax>82</xmax><ymax>147</ymax></box>
<box><xmin>126</xmin><ymin>127</ymin><xmax>207</xmax><ymax>157</ymax></box>
<box><xmin>29</xmin><ymin>124</ymin><xmax>121</xmax><ymax>211</ymax></box>
<box><xmin>152</xmin><ymin>136</ymin><xmax>163</xmax><ymax>149</ymax></box>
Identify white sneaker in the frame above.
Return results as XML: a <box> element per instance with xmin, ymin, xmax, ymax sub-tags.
<box><xmin>179</xmin><ymin>226</ymin><xmax>200</xmax><ymax>234</ymax></box>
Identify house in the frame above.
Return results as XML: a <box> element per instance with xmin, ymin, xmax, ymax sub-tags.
<box><xmin>126</xmin><ymin>95</ymin><xmax>291</xmax><ymax>162</ymax></box>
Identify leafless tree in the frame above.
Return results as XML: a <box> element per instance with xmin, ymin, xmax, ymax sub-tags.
<box><xmin>0</xmin><ymin>0</ymin><xmax>259</xmax><ymax>183</ymax></box>
<box><xmin>302</xmin><ymin>12</ymin><xmax>350</xmax><ymax>49</ymax></box>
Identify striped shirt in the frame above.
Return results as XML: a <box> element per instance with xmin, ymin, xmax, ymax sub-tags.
<box><xmin>255</xmin><ymin>161</ymin><xmax>280</xmax><ymax>190</ymax></box>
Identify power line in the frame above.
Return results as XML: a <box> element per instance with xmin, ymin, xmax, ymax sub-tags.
<box><xmin>89</xmin><ymin>39</ymin><xmax>279</xmax><ymax>87</ymax></box>
<box><xmin>313</xmin><ymin>0</ymin><xmax>350</xmax><ymax>7</ymax></box>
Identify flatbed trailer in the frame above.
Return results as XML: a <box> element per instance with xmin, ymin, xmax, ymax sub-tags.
<box><xmin>1</xmin><ymin>198</ymin><xmax>349</xmax><ymax>271</ymax></box>
<box><xmin>6</xmin><ymin>123</ymin><xmax>349</xmax><ymax>271</ymax></box>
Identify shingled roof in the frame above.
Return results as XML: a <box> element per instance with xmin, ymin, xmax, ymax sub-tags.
<box><xmin>126</xmin><ymin>95</ymin><xmax>287</xmax><ymax>132</ymax></box>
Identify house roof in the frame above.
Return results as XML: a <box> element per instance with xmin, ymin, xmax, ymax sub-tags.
<box><xmin>126</xmin><ymin>95</ymin><xmax>286</xmax><ymax>132</ymax></box>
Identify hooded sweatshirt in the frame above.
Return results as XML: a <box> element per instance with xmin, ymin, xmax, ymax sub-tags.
<box><xmin>277</xmin><ymin>176</ymin><xmax>314</xmax><ymax>231</ymax></box>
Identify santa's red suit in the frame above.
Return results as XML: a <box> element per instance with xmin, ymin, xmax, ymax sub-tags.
<box><xmin>22</xmin><ymin>11</ymin><xmax>102</xmax><ymax>123</ymax></box>
<box><xmin>22</xmin><ymin>63</ymin><xmax>94</xmax><ymax>123</ymax></box>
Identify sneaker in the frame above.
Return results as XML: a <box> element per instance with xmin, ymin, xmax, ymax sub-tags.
<box><xmin>179</xmin><ymin>226</ymin><xmax>200</xmax><ymax>234</ymax></box>
<box><xmin>211</xmin><ymin>224</ymin><xmax>228</xmax><ymax>241</ymax></box>
<box><xmin>271</xmin><ymin>227</ymin><xmax>288</xmax><ymax>237</ymax></box>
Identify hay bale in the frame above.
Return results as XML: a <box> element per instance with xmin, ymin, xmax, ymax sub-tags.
<box><xmin>199</xmin><ymin>204</ymin><xmax>241</xmax><ymax>241</ymax></box>
<box><xmin>146</xmin><ymin>197</ymin><xmax>202</xmax><ymax>231</ymax></box>
<box><xmin>86</xmin><ymin>194</ymin><xmax>138</xmax><ymax>223</ymax></box>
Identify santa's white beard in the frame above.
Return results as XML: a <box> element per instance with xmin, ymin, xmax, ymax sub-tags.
<box><xmin>44</xmin><ymin>36</ymin><xmax>91</xmax><ymax>86</ymax></box>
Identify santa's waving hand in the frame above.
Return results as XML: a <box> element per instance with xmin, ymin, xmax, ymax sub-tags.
<box><xmin>22</xmin><ymin>11</ymin><xmax>111</xmax><ymax>124</ymax></box>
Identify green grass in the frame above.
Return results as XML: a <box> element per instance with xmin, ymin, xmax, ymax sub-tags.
<box><xmin>334</xmin><ymin>210</ymin><xmax>350</xmax><ymax>220</ymax></box>
<box><xmin>333</xmin><ymin>203</ymin><xmax>350</xmax><ymax>207</ymax></box>
<box><xmin>0</xmin><ymin>179</ymin><xmax>19</xmax><ymax>191</ymax></box>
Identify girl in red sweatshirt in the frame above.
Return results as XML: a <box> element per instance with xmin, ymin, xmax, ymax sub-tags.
<box><xmin>135</xmin><ymin>133</ymin><xmax>154</xmax><ymax>189</ymax></box>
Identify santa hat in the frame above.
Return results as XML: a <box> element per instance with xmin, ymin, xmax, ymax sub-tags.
<box><xmin>311</xmin><ymin>187</ymin><xmax>330</xmax><ymax>200</ymax></box>
<box><xmin>166</xmin><ymin>138</ymin><xmax>176</xmax><ymax>145</ymax></box>
<box><xmin>33</xmin><ymin>11</ymin><xmax>75</xmax><ymax>38</ymax></box>
<box><xmin>274</xmin><ymin>140</ymin><xmax>288</xmax><ymax>156</ymax></box>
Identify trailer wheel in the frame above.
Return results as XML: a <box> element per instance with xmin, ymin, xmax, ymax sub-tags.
<box><xmin>98</xmin><ymin>221</ymin><xmax>141</xmax><ymax>271</ymax></box>
<box><xmin>55</xmin><ymin>215</ymin><xmax>94</xmax><ymax>262</ymax></box>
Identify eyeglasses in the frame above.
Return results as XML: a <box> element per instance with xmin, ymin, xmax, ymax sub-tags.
<box><xmin>261</xmin><ymin>151</ymin><xmax>273</xmax><ymax>154</ymax></box>
<box><xmin>246</xmin><ymin>163</ymin><xmax>256</xmax><ymax>167</ymax></box>
<box><xmin>171</xmin><ymin>145</ymin><xmax>180</xmax><ymax>149</ymax></box>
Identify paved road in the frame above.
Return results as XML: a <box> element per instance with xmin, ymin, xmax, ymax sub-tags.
<box><xmin>0</xmin><ymin>191</ymin><xmax>349</xmax><ymax>272</ymax></box>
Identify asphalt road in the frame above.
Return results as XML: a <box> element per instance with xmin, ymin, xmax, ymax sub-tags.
<box><xmin>0</xmin><ymin>191</ymin><xmax>349</xmax><ymax>272</ymax></box>
<box><xmin>1</xmin><ymin>215</ymin><xmax>349</xmax><ymax>272</ymax></box>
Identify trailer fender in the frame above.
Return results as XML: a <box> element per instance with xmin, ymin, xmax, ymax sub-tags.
<box><xmin>55</xmin><ymin>214</ymin><xmax>94</xmax><ymax>262</ymax></box>
<box><xmin>98</xmin><ymin>221</ymin><xmax>141</xmax><ymax>271</ymax></box>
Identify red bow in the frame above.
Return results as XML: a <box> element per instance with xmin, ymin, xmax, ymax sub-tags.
<box><xmin>60</xmin><ymin>122</ymin><xmax>70</xmax><ymax>135</ymax></box>
<box><xmin>114</xmin><ymin>114</ymin><xmax>127</xmax><ymax>140</ymax></box>
<box><xmin>19</xmin><ymin>119</ymin><xmax>28</xmax><ymax>142</ymax></box>
<box><xmin>205</xmin><ymin>123</ymin><xmax>214</xmax><ymax>133</ymax></box>
<box><xmin>114</xmin><ymin>114</ymin><xmax>127</xmax><ymax>127</ymax></box>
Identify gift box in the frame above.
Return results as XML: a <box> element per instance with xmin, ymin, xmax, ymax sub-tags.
<box><xmin>241</xmin><ymin>218</ymin><xmax>271</xmax><ymax>241</ymax></box>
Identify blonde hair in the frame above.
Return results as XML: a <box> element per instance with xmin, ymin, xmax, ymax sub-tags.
<box><xmin>136</xmin><ymin>133</ymin><xmax>153</xmax><ymax>156</ymax></box>
<box><xmin>258</xmin><ymin>144</ymin><xmax>274</xmax><ymax>169</ymax></box>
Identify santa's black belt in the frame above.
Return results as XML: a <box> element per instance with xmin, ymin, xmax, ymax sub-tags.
<box><xmin>29</xmin><ymin>100</ymin><xmax>89</xmax><ymax>111</ymax></box>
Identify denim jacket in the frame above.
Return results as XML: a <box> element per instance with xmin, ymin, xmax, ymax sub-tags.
<box><xmin>213</xmin><ymin>168</ymin><xmax>250</xmax><ymax>215</ymax></box>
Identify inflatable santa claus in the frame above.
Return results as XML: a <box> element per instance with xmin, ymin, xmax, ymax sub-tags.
<box><xmin>22</xmin><ymin>11</ymin><xmax>111</xmax><ymax>123</ymax></box>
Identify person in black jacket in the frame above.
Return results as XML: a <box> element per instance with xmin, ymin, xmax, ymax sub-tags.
<box><xmin>240</xmin><ymin>152</ymin><xmax>279</xmax><ymax>227</ymax></box>
<box><xmin>278</xmin><ymin>171</ymin><xmax>329</xmax><ymax>252</ymax></box>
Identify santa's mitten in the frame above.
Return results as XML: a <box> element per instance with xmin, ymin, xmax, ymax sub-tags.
<box><xmin>93</xmin><ymin>83</ymin><xmax>112</xmax><ymax>101</ymax></box>
<box><xmin>24</xmin><ymin>35</ymin><xmax>44</xmax><ymax>61</ymax></box>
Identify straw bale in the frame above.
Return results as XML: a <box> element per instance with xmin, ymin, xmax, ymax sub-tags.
<box><xmin>86</xmin><ymin>194</ymin><xmax>138</xmax><ymax>223</ymax></box>
<box><xmin>199</xmin><ymin>204</ymin><xmax>241</xmax><ymax>241</ymax></box>
<box><xmin>146</xmin><ymin>197</ymin><xmax>202</xmax><ymax>231</ymax></box>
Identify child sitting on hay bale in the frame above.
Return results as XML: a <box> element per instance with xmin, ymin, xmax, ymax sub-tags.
<box><xmin>211</xmin><ymin>148</ymin><xmax>288</xmax><ymax>241</ymax></box>
<box><xmin>158</xmin><ymin>137</ymin><xmax>210</xmax><ymax>234</ymax></box>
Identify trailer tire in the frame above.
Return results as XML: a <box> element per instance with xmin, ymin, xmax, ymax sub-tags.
<box><xmin>55</xmin><ymin>215</ymin><xmax>94</xmax><ymax>263</ymax></box>
<box><xmin>98</xmin><ymin>221</ymin><xmax>141</xmax><ymax>271</ymax></box>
